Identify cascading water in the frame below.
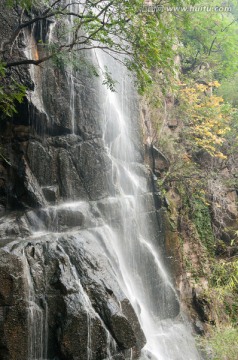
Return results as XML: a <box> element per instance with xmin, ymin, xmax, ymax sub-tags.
<box><xmin>66</xmin><ymin>2</ymin><xmax>79</xmax><ymax>134</ymax></box>
<box><xmin>22</xmin><ymin>45</ymin><xmax>201</xmax><ymax>360</ymax></box>
<box><xmin>91</xmin><ymin>50</ymin><xmax>202</xmax><ymax>360</ymax></box>
<box><xmin>22</xmin><ymin>248</ymin><xmax>48</xmax><ymax>360</ymax></box>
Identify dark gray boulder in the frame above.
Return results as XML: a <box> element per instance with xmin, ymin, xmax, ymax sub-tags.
<box><xmin>0</xmin><ymin>232</ymin><xmax>146</xmax><ymax>360</ymax></box>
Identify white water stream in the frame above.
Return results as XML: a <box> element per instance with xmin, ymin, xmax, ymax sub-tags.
<box><xmin>23</xmin><ymin>250</ymin><xmax>48</xmax><ymax>360</ymax></box>
<box><xmin>92</xmin><ymin>49</ymin><xmax>202</xmax><ymax>360</ymax></box>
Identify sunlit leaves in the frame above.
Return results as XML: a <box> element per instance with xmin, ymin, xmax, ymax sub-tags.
<box><xmin>179</xmin><ymin>81</ymin><xmax>232</xmax><ymax>158</ymax></box>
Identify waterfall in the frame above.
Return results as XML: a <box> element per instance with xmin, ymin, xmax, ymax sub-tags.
<box><xmin>92</xmin><ymin>49</ymin><xmax>202</xmax><ymax>360</ymax></box>
<box><xmin>1</xmin><ymin>6</ymin><xmax>203</xmax><ymax>360</ymax></box>
<box><xmin>22</xmin><ymin>45</ymin><xmax>202</xmax><ymax>360</ymax></box>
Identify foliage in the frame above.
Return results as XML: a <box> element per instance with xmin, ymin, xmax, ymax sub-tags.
<box><xmin>156</xmin><ymin>131</ymin><xmax>216</xmax><ymax>253</ymax></box>
<box><xmin>217</xmin><ymin>73</ymin><xmax>238</xmax><ymax>107</ymax></box>
<box><xmin>6</xmin><ymin>0</ymin><xmax>35</xmax><ymax>8</ymax></box>
<box><xmin>178</xmin><ymin>81</ymin><xmax>233</xmax><ymax>158</ymax></box>
<box><xmin>179</xmin><ymin>0</ymin><xmax>238</xmax><ymax>80</ymax></box>
<box><xmin>198</xmin><ymin>327</ymin><xmax>238</xmax><ymax>360</ymax></box>
<box><xmin>191</xmin><ymin>196</ymin><xmax>215</xmax><ymax>254</ymax></box>
<box><xmin>0</xmin><ymin>0</ymin><xmax>200</xmax><ymax>114</ymax></box>
<box><xmin>1</xmin><ymin>0</ymin><xmax>195</xmax><ymax>91</ymax></box>
<box><xmin>101</xmin><ymin>67</ymin><xmax>117</xmax><ymax>92</ymax></box>
<box><xmin>0</xmin><ymin>62</ymin><xmax>26</xmax><ymax>117</ymax></box>
<box><xmin>210</xmin><ymin>259</ymin><xmax>238</xmax><ymax>294</ymax></box>
<box><xmin>222</xmin><ymin>107</ymin><xmax>238</xmax><ymax>154</ymax></box>
<box><xmin>158</xmin><ymin>150</ymin><xmax>200</xmax><ymax>187</ymax></box>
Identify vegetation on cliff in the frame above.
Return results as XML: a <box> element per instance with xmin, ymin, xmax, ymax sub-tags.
<box><xmin>142</xmin><ymin>2</ymin><xmax>238</xmax><ymax>359</ymax></box>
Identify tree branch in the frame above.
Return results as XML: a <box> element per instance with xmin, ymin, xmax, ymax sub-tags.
<box><xmin>5</xmin><ymin>55</ymin><xmax>54</xmax><ymax>68</ymax></box>
<box><xmin>208</xmin><ymin>36</ymin><xmax>217</xmax><ymax>56</ymax></box>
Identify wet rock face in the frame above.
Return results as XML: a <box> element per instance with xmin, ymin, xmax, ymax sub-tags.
<box><xmin>0</xmin><ymin>234</ymin><xmax>146</xmax><ymax>360</ymax></box>
<box><xmin>0</xmin><ymin>31</ymin><xmax>113</xmax><ymax>211</ymax></box>
<box><xmin>1</xmin><ymin>131</ymin><xmax>114</xmax><ymax>209</ymax></box>
<box><xmin>0</xmin><ymin>251</ymin><xmax>29</xmax><ymax>360</ymax></box>
<box><xmin>0</xmin><ymin>7</ymin><xmax>147</xmax><ymax>360</ymax></box>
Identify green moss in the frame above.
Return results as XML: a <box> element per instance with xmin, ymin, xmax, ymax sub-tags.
<box><xmin>198</xmin><ymin>327</ymin><xmax>238</xmax><ymax>360</ymax></box>
<box><xmin>191</xmin><ymin>197</ymin><xmax>215</xmax><ymax>255</ymax></box>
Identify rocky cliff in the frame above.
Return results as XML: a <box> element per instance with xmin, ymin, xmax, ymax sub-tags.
<box><xmin>141</xmin><ymin>87</ymin><xmax>238</xmax><ymax>346</ymax></box>
<box><xmin>0</xmin><ymin>8</ymin><xmax>149</xmax><ymax>360</ymax></box>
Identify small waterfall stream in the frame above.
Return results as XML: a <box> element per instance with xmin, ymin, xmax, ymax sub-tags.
<box><xmin>22</xmin><ymin>249</ymin><xmax>48</xmax><ymax>360</ymax></box>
